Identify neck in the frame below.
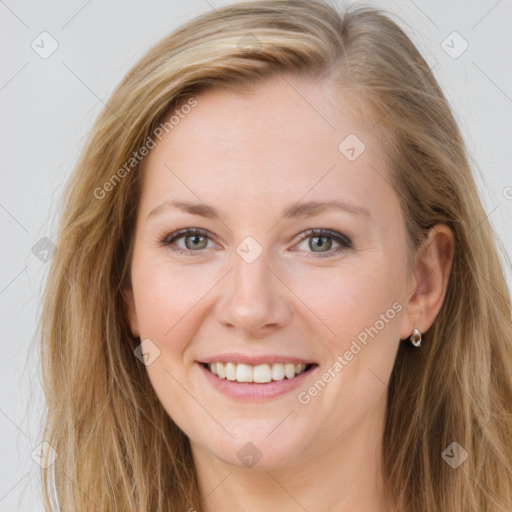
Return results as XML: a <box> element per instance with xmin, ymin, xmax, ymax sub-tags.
<box><xmin>191</xmin><ymin>398</ymin><xmax>393</xmax><ymax>512</ymax></box>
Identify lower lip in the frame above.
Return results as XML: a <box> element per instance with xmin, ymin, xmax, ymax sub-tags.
<box><xmin>197</xmin><ymin>362</ymin><xmax>318</xmax><ymax>401</ymax></box>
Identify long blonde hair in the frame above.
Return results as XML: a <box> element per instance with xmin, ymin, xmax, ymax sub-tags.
<box><xmin>39</xmin><ymin>1</ymin><xmax>512</xmax><ymax>510</ymax></box>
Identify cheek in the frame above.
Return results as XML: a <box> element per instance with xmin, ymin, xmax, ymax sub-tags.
<box><xmin>131</xmin><ymin>256</ymin><xmax>224</xmax><ymax>357</ymax></box>
<box><xmin>297</xmin><ymin>261</ymin><xmax>403</xmax><ymax>399</ymax></box>
<box><xmin>130</xmin><ymin>260</ymin><xmax>215</xmax><ymax>431</ymax></box>
<box><xmin>290</xmin><ymin>256</ymin><xmax>404</xmax><ymax>349</ymax></box>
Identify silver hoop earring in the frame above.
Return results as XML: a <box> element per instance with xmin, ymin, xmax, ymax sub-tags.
<box><xmin>409</xmin><ymin>328</ymin><xmax>422</xmax><ymax>347</ymax></box>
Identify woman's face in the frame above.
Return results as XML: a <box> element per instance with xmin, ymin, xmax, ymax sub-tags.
<box><xmin>125</xmin><ymin>74</ymin><xmax>415</xmax><ymax>469</ymax></box>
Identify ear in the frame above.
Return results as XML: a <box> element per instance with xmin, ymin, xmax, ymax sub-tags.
<box><xmin>399</xmin><ymin>224</ymin><xmax>455</xmax><ymax>340</ymax></box>
<box><xmin>121</xmin><ymin>284</ymin><xmax>140</xmax><ymax>338</ymax></box>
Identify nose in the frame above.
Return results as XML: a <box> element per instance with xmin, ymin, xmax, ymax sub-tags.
<box><xmin>215</xmin><ymin>248</ymin><xmax>294</xmax><ymax>338</ymax></box>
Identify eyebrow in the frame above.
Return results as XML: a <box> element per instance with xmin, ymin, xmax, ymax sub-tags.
<box><xmin>147</xmin><ymin>198</ymin><xmax>370</xmax><ymax>221</ymax></box>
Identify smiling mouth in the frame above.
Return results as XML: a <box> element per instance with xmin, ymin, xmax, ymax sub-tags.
<box><xmin>201</xmin><ymin>362</ymin><xmax>318</xmax><ymax>384</ymax></box>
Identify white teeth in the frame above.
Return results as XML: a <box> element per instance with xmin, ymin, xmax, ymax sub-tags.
<box><xmin>216</xmin><ymin>362</ymin><xmax>226</xmax><ymax>379</ymax></box>
<box><xmin>225</xmin><ymin>362</ymin><xmax>237</xmax><ymax>381</ymax></box>
<box><xmin>236</xmin><ymin>363</ymin><xmax>253</xmax><ymax>383</ymax></box>
<box><xmin>271</xmin><ymin>364</ymin><xmax>285</xmax><ymax>381</ymax></box>
<box><xmin>253</xmin><ymin>364</ymin><xmax>272</xmax><ymax>383</ymax></box>
<box><xmin>284</xmin><ymin>363</ymin><xmax>296</xmax><ymax>379</ymax></box>
<box><xmin>206</xmin><ymin>361</ymin><xmax>311</xmax><ymax>383</ymax></box>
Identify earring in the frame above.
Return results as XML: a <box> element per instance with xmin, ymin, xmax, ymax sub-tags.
<box><xmin>409</xmin><ymin>328</ymin><xmax>422</xmax><ymax>347</ymax></box>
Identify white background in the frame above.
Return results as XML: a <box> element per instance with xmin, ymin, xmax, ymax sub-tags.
<box><xmin>1</xmin><ymin>0</ymin><xmax>511</xmax><ymax>510</ymax></box>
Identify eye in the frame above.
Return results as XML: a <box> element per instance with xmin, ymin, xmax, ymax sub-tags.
<box><xmin>294</xmin><ymin>229</ymin><xmax>352</xmax><ymax>258</ymax></box>
<box><xmin>161</xmin><ymin>227</ymin><xmax>352</xmax><ymax>258</ymax></box>
<box><xmin>161</xmin><ymin>228</ymin><xmax>216</xmax><ymax>255</ymax></box>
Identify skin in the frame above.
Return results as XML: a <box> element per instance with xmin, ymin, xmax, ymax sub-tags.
<box><xmin>124</xmin><ymin>73</ymin><xmax>454</xmax><ymax>512</ymax></box>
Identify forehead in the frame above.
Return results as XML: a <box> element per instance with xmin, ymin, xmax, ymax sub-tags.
<box><xmin>138</xmin><ymin>74</ymin><xmax>395</xmax><ymax>224</ymax></box>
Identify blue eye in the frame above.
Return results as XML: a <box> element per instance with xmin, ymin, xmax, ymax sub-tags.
<box><xmin>161</xmin><ymin>228</ymin><xmax>352</xmax><ymax>258</ymax></box>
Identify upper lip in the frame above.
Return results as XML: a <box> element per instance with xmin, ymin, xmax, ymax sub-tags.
<box><xmin>198</xmin><ymin>353</ymin><xmax>317</xmax><ymax>366</ymax></box>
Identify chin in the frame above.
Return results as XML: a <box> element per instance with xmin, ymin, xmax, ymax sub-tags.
<box><xmin>197</xmin><ymin>428</ymin><xmax>312</xmax><ymax>470</ymax></box>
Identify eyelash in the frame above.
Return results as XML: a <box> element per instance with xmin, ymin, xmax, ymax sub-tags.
<box><xmin>161</xmin><ymin>228</ymin><xmax>352</xmax><ymax>259</ymax></box>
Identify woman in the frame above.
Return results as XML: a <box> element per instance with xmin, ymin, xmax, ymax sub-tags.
<box><xmin>39</xmin><ymin>1</ymin><xmax>512</xmax><ymax>511</ymax></box>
